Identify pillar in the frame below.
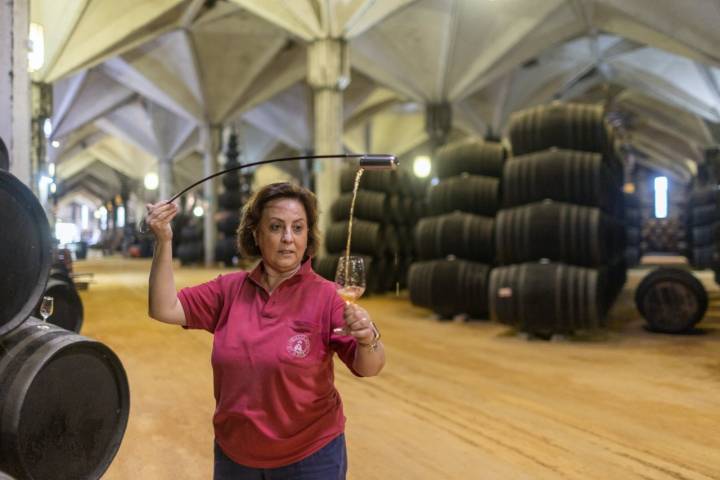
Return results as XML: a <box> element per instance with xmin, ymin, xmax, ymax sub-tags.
<box><xmin>201</xmin><ymin>124</ymin><xmax>221</xmax><ymax>266</ymax></box>
<box><xmin>0</xmin><ymin>0</ymin><xmax>31</xmax><ymax>185</ymax></box>
<box><xmin>307</xmin><ymin>38</ymin><xmax>350</xmax><ymax>246</ymax></box>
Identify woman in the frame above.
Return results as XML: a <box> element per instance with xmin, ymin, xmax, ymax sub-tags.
<box><xmin>146</xmin><ymin>182</ymin><xmax>385</xmax><ymax>479</ymax></box>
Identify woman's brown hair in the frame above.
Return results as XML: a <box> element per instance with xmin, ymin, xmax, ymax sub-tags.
<box><xmin>236</xmin><ymin>182</ymin><xmax>320</xmax><ymax>259</ymax></box>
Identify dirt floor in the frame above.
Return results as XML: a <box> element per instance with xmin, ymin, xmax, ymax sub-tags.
<box><xmin>74</xmin><ymin>256</ymin><xmax>720</xmax><ymax>480</ymax></box>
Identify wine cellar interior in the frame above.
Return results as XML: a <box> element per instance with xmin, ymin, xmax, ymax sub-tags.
<box><xmin>2</xmin><ymin>1</ymin><xmax>720</xmax><ymax>479</ymax></box>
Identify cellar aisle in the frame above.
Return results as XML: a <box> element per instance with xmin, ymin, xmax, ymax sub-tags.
<box><xmin>75</xmin><ymin>257</ymin><xmax>720</xmax><ymax>480</ymax></box>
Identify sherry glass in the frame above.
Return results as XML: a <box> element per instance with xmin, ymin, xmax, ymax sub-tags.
<box><xmin>38</xmin><ymin>296</ymin><xmax>54</xmax><ymax>329</ymax></box>
<box><xmin>335</xmin><ymin>256</ymin><xmax>366</xmax><ymax>304</ymax></box>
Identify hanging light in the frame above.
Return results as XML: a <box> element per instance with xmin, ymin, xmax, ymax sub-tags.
<box><xmin>654</xmin><ymin>176</ymin><xmax>668</xmax><ymax>219</ymax></box>
<box><xmin>193</xmin><ymin>205</ymin><xmax>204</xmax><ymax>217</ymax></box>
<box><xmin>144</xmin><ymin>172</ymin><xmax>159</xmax><ymax>190</ymax></box>
<box><xmin>413</xmin><ymin>155</ymin><xmax>432</xmax><ymax>178</ymax></box>
<box><xmin>43</xmin><ymin>118</ymin><xmax>52</xmax><ymax>138</ymax></box>
<box><xmin>51</xmin><ymin>140</ymin><xmax>60</xmax><ymax>148</ymax></box>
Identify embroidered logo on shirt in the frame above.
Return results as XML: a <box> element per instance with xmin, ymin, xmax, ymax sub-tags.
<box><xmin>286</xmin><ymin>334</ymin><xmax>311</xmax><ymax>358</ymax></box>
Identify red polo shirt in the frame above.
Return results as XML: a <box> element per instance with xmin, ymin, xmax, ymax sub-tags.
<box><xmin>178</xmin><ymin>259</ymin><xmax>359</xmax><ymax>468</ymax></box>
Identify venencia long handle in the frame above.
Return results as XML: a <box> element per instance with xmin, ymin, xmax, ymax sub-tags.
<box><xmin>138</xmin><ymin>152</ymin><xmax>398</xmax><ymax>234</ymax></box>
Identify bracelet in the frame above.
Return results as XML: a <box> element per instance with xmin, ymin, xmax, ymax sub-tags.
<box><xmin>359</xmin><ymin>322</ymin><xmax>381</xmax><ymax>352</ymax></box>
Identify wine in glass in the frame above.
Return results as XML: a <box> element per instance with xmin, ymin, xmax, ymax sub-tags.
<box><xmin>335</xmin><ymin>256</ymin><xmax>366</xmax><ymax>304</ymax></box>
<box><xmin>39</xmin><ymin>296</ymin><xmax>54</xmax><ymax>329</ymax></box>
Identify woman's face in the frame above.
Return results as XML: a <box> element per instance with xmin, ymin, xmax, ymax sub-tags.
<box><xmin>256</xmin><ymin>197</ymin><xmax>308</xmax><ymax>273</ymax></box>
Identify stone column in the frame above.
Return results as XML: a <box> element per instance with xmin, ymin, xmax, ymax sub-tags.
<box><xmin>201</xmin><ymin>124</ymin><xmax>221</xmax><ymax>266</ymax></box>
<box><xmin>0</xmin><ymin>0</ymin><xmax>31</xmax><ymax>185</ymax></box>
<box><xmin>158</xmin><ymin>156</ymin><xmax>173</xmax><ymax>202</ymax></box>
<box><xmin>307</xmin><ymin>39</ymin><xmax>350</xmax><ymax>248</ymax></box>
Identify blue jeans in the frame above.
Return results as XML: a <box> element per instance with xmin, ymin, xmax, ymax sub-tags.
<box><xmin>213</xmin><ymin>434</ymin><xmax>347</xmax><ymax>480</ymax></box>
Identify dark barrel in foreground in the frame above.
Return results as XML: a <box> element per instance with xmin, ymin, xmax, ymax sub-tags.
<box><xmin>0</xmin><ymin>170</ymin><xmax>52</xmax><ymax>335</ymax></box>
<box><xmin>635</xmin><ymin>268</ymin><xmax>708</xmax><ymax>333</ymax></box>
<box><xmin>0</xmin><ymin>318</ymin><xmax>130</xmax><ymax>480</ymax></box>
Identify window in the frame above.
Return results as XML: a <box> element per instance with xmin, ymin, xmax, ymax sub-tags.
<box><xmin>654</xmin><ymin>176</ymin><xmax>668</xmax><ymax>218</ymax></box>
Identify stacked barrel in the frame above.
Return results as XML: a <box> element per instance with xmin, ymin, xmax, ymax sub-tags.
<box><xmin>490</xmin><ymin>103</ymin><xmax>626</xmax><ymax>336</ymax></box>
<box><xmin>625</xmin><ymin>191</ymin><xmax>642</xmax><ymax>266</ymax></box>
<box><xmin>176</xmin><ymin>219</ymin><xmax>204</xmax><ymax>265</ymax></box>
<box><xmin>215</xmin><ymin>133</ymin><xmax>244</xmax><ymax>267</ymax></box>
<box><xmin>0</xmin><ymin>168</ymin><xmax>129</xmax><ymax>479</ymax></box>
<box><xmin>315</xmin><ymin>168</ymin><xmax>422</xmax><ymax>294</ymax></box>
<box><xmin>687</xmin><ymin>186</ymin><xmax>718</xmax><ymax>268</ymax></box>
<box><xmin>408</xmin><ymin>139</ymin><xmax>505</xmax><ymax>318</ymax></box>
<box><xmin>641</xmin><ymin>218</ymin><xmax>687</xmax><ymax>253</ymax></box>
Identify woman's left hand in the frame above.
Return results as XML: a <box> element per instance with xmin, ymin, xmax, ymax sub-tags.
<box><xmin>334</xmin><ymin>303</ymin><xmax>375</xmax><ymax>346</ymax></box>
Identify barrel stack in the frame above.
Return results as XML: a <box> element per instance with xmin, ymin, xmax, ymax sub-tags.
<box><xmin>0</xmin><ymin>168</ymin><xmax>130</xmax><ymax>479</ymax></box>
<box><xmin>624</xmin><ymin>191</ymin><xmax>642</xmax><ymax>266</ymax></box>
<box><xmin>408</xmin><ymin>139</ymin><xmax>506</xmax><ymax>319</ymax></box>
<box><xmin>214</xmin><ymin>132</ymin><xmax>246</xmax><ymax>267</ymax></box>
<box><xmin>490</xmin><ymin>103</ymin><xmax>626</xmax><ymax>336</ymax></box>
<box><xmin>687</xmin><ymin>186</ymin><xmax>718</xmax><ymax>269</ymax></box>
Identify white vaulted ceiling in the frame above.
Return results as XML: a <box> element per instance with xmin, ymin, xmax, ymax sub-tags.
<box><xmin>33</xmin><ymin>0</ymin><xmax>720</xmax><ymax>202</ymax></box>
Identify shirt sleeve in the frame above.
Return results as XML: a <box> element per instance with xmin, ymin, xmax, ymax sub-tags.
<box><xmin>328</xmin><ymin>292</ymin><xmax>362</xmax><ymax>377</ymax></box>
<box><xmin>178</xmin><ymin>275</ymin><xmax>225</xmax><ymax>333</ymax></box>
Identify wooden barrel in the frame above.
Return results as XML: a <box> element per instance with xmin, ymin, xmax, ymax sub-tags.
<box><xmin>0</xmin><ymin>170</ymin><xmax>52</xmax><ymax>335</ymax></box>
<box><xmin>626</xmin><ymin>227</ymin><xmax>641</xmax><ymax>246</ymax></box>
<box><xmin>0</xmin><ymin>136</ymin><xmax>8</xmax><ymax>171</ymax></box>
<box><xmin>623</xmin><ymin>191</ymin><xmax>640</xmax><ymax>209</ymax></box>
<box><xmin>221</xmin><ymin>171</ymin><xmax>241</xmax><ymax>189</ymax></box>
<box><xmin>691</xmin><ymin>246</ymin><xmax>716</xmax><ymax>269</ymax></box>
<box><xmin>325</xmin><ymin>220</ymin><xmax>385</xmax><ymax>257</ymax></box>
<box><xmin>216</xmin><ymin>211</ymin><xmax>240</xmax><ymax>236</ymax></box>
<box><xmin>642</xmin><ymin>218</ymin><xmax>686</xmax><ymax>252</ymax></box>
<box><xmin>427</xmin><ymin>175</ymin><xmax>499</xmax><ymax>216</ymax></box>
<box><xmin>691</xmin><ymin>223</ymin><xmax>716</xmax><ymax>246</ymax></box>
<box><xmin>415</xmin><ymin>212</ymin><xmax>494</xmax><ymax>263</ymax></box>
<box><xmin>625</xmin><ymin>247</ymin><xmax>641</xmax><ymax>267</ymax></box>
<box><xmin>495</xmin><ymin>201</ymin><xmax>624</xmax><ymax>267</ymax></box>
<box><xmin>330</xmin><ymin>191</ymin><xmax>389</xmax><ymax>223</ymax></box>
<box><xmin>508</xmin><ymin>102</ymin><xmax>615</xmax><ymax>157</ymax></box>
<box><xmin>215</xmin><ymin>237</ymin><xmax>238</xmax><ymax>267</ymax></box>
<box><xmin>625</xmin><ymin>208</ymin><xmax>641</xmax><ymax>226</ymax></box>
<box><xmin>435</xmin><ymin>139</ymin><xmax>506</xmax><ymax>179</ymax></box>
<box><xmin>635</xmin><ymin>268</ymin><xmax>707</xmax><ymax>333</ymax></box>
<box><xmin>408</xmin><ymin>259</ymin><xmax>490</xmax><ymax>318</ymax></box>
<box><xmin>388</xmin><ymin>194</ymin><xmax>415</xmax><ymax>225</ymax></box>
<box><xmin>177</xmin><ymin>241</ymin><xmax>204</xmax><ymax>265</ymax></box>
<box><xmin>218</xmin><ymin>191</ymin><xmax>243</xmax><ymax>210</ymax></box>
<box><xmin>689</xmin><ymin>187</ymin><xmax>717</xmax><ymax>207</ymax></box>
<box><xmin>0</xmin><ymin>318</ymin><xmax>129</xmax><ymax>479</ymax></box>
<box><xmin>502</xmin><ymin>149</ymin><xmax>617</xmax><ymax>212</ymax></box>
<box><xmin>603</xmin><ymin>257</ymin><xmax>627</xmax><ymax>307</ymax></box>
<box><xmin>690</xmin><ymin>204</ymin><xmax>716</xmax><ymax>226</ymax></box>
<box><xmin>489</xmin><ymin>262</ymin><xmax>605</xmax><ymax>335</ymax></box>
<box><xmin>34</xmin><ymin>275</ymin><xmax>84</xmax><ymax>333</ymax></box>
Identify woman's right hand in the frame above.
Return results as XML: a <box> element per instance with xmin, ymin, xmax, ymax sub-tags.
<box><xmin>145</xmin><ymin>202</ymin><xmax>178</xmax><ymax>242</ymax></box>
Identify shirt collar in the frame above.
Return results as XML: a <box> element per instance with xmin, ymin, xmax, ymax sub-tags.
<box><xmin>248</xmin><ymin>257</ymin><xmax>313</xmax><ymax>290</ymax></box>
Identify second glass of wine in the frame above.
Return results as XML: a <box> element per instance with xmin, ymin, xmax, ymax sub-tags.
<box><xmin>335</xmin><ymin>255</ymin><xmax>366</xmax><ymax>304</ymax></box>
<box><xmin>38</xmin><ymin>296</ymin><xmax>54</xmax><ymax>329</ymax></box>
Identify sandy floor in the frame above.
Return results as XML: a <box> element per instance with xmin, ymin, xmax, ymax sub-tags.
<box><xmin>74</xmin><ymin>256</ymin><xmax>720</xmax><ymax>480</ymax></box>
